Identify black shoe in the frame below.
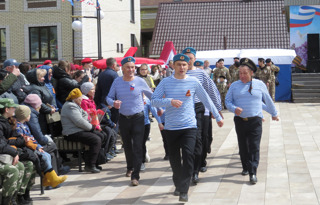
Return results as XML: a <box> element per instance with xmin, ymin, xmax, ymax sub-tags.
<box><xmin>173</xmin><ymin>188</ymin><xmax>180</xmax><ymax>196</ymax></box>
<box><xmin>163</xmin><ymin>155</ymin><xmax>169</xmax><ymax>160</ymax></box>
<box><xmin>192</xmin><ymin>173</ymin><xmax>199</xmax><ymax>184</ymax></box>
<box><xmin>200</xmin><ymin>167</ymin><xmax>207</xmax><ymax>172</ymax></box>
<box><xmin>207</xmin><ymin>147</ymin><xmax>211</xmax><ymax>154</ymax></box>
<box><xmin>241</xmin><ymin>170</ymin><xmax>249</xmax><ymax>176</ymax></box>
<box><xmin>96</xmin><ymin>165</ymin><xmax>102</xmax><ymax>170</ymax></box>
<box><xmin>179</xmin><ymin>192</ymin><xmax>188</xmax><ymax>202</ymax></box>
<box><xmin>249</xmin><ymin>174</ymin><xmax>257</xmax><ymax>184</ymax></box>
<box><xmin>23</xmin><ymin>188</ymin><xmax>32</xmax><ymax>202</ymax></box>
<box><xmin>17</xmin><ymin>194</ymin><xmax>31</xmax><ymax>205</ymax></box>
<box><xmin>85</xmin><ymin>165</ymin><xmax>100</xmax><ymax>173</ymax></box>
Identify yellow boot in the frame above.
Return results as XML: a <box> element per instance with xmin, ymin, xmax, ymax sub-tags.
<box><xmin>44</xmin><ymin>170</ymin><xmax>68</xmax><ymax>188</ymax></box>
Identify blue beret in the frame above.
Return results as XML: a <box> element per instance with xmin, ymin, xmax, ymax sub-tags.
<box><xmin>173</xmin><ymin>54</ymin><xmax>190</xmax><ymax>63</ymax></box>
<box><xmin>182</xmin><ymin>47</ymin><xmax>196</xmax><ymax>56</ymax></box>
<box><xmin>121</xmin><ymin>56</ymin><xmax>136</xmax><ymax>66</ymax></box>
<box><xmin>194</xmin><ymin>60</ymin><xmax>204</xmax><ymax>66</ymax></box>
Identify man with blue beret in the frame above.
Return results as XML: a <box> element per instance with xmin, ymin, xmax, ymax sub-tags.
<box><xmin>194</xmin><ymin>60</ymin><xmax>204</xmax><ymax>69</ymax></box>
<box><xmin>151</xmin><ymin>53</ymin><xmax>223</xmax><ymax>202</ymax></box>
<box><xmin>107</xmin><ymin>56</ymin><xmax>161</xmax><ymax>186</ymax></box>
<box><xmin>182</xmin><ymin>47</ymin><xmax>223</xmax><ymax>185</ymax></box>
<box><xmin>225</xmin><ymin>57</ymin><xmax>279</xmax><ymax>184</ymax></box>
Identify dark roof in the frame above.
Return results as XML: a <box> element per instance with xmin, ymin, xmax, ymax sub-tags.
<box><xmin>141</xmin><ymin>0</ymin><xmax>231</xmax><ymax>7</ymax></box>
<box><xmin>150</xmin><ymin>0</ymin><xmax>289</xmax><ymax>55</ymax></box>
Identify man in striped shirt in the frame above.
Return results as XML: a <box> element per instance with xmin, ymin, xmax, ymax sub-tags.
<box><xmin>151</xmin><ymin>53</ymin><xmax>224</xmax><ymax>202</ymax></box>
<box><xmin>107</xmin><ymin>56</ymin><xmax>154</xmax><ymax>187</ymax></box>
<box><xmin>182</xmin><ymin>47</ymin><xmax>223</xmax><ymax>184</ymax></box>
<box><xmin>225</xmin><ymin>58</ymin><xmax>279</xmax><ymax>185</ymax></box>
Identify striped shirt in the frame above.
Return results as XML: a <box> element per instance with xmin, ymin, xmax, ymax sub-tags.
<box><xmin>151</xmin><ymin>75</ymin><xmax>222</xmax><ymax>130</ymax></box>
<box><xmin>186</xmin><ymin>68</ymin><xmax>222</xmax><ymax>111</ymax></box>
<box><xmin>107</xmin><ymin>76</ymin><xmax>153</xmax><ymax>116</ymax></box>
<box><xmin>143</xmin><ymin>97</ymin><xmax>162</xmax><ymax>125</ymax></box>
<box><xmin>225</xmin><ymin>79</ymin><xmax>278</xmax><ymax>118</ymax></box>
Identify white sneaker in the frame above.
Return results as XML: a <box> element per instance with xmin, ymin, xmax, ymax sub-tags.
<box><xmin>145</xmin><ymin>148</ymin><xmax>150</xmax><ymax>163</ymax></box>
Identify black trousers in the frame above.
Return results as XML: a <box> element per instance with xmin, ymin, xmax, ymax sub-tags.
<box><xmin>110</xmin><ymin>107</ymin><xmax>119</xmax><ymax>125</ymax></box>
<box><xmin>234</xmin><ymin>116</ymin><xmax>262</xmax><ymax>175</ymax></box>
<box><xmin>165</xmin><ymin>128</ymin><xmax>197</xmax><ymax>193</ymax></box>
<box><xmin>65</xmin><ymin>131</ymin><xmax>102</xmax><ymax>165</ymax></box>
<box><xmin>160</xmin><ymin>123</ymin><xmax>169</xmax><ymax>157</ymax></box>
<box><xmin>142</xmin><ymin>124</ymin><xmax>150</xmax><ymax>163</ymax></box>
<box><xmin>193</xmin><ymin>102</ymin><xmax>205</xmax><ymax>174</ymax></box>
<box><xmin>200</xmin><ymin>114</ymin><xmax>212</xmax><ymax>167</ymax></box>
<box><xmin>119</xmin><ymin>112</ymin><xmax>145</xmax><ymax>180</ymax></box>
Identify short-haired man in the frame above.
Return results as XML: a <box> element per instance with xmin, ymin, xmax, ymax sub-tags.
<box><xmin>166</xmin><ymin>60</ymin><xmax>174</xmax><ymax>77</ymax></box>
<box><xmin>225</xmin><ymin>58</ymin><xmax>279</xmax><ymax>184</ymax></box>
<box><xmin>203</xmin><ymin>60</ymin><xmax>211</xmax><ymax>76</ymax></box>
<box><xmin>255</xmin><ymin>58</ymin><xmax>271</xmax><ymax>91</ymax></box>
<box><xmin>229</xmin><ymin>57</ymin><xmax>240</xmax><ymax>83</ymax></box>
<box><xmin>212</xmin><ymin>58</ymin><xmax>231</xmax><ymax>87</ymax></box>
<box><xmin>107</xmin><ymin>56</ymin><xmax>157</xmax><ymax>186</ymax></box>
<box><xmin>182</xmin><ymin>47</ymin><xmax>222</xmax><ymax>184</ymax></box>
<box><xmin>151</xmin><ymin>53</ymin><xmax>223</xmax><ymax>202</ymax></box>
<box><xmin>266</xmin><ymin>58</ymin><xmax>280</xmax><ymax>101</ymax></box>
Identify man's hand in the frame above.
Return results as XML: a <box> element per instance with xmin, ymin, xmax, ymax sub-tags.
<box><xmin>235</xmin><ymin>107</ymin><xmax>243</xmax><ymax>116</ymax></box>
<box><xmin>171</xmin><ymin>99</ymin><xmax>183</xmax><ymax>108</ymax></box>
<box><xmin>217</xmin><ymin>120</ymin><xmax>224</xmax><ymax>127</ymax></box>
<box><xmin>157</xmin><ymin>109</ymin><xmax>164</xmax><ymax>117</ymax></box>
<box><xmin>158</xmin><ymin>123</ymin><xmax>164</xmax><ymax>130</ymax></box>
<box><xmin>272</xmin><ymin>116</ymin><xmax>279</xmax><ymax>121</ymax></box>
<box><xmin>12</xmin><ymin>155</ymin><xmax>19</xmax><ymax>165</ymax></box>
<box><xmin>12</xmin><ymin>67</ymin><xmax>21</xmax><ymax>76</ymax></box>
<box><xmin>113</xmin><ymin>100</ymin><xmax>122</xmax><ymax>109</ymax></box>
<box><xmin>39</xmin><ymin>148</ymin><xmax>44</xmax><ymax>153</ymax></box>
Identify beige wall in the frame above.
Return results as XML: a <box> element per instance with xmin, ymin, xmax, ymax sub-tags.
<box><xmin>74</xmin><ymin>0</ymin><xmax>141</xmax><ymax>59</ymax></box>
<box><xmin>0</xmin><ymin>0</ymin><xmax>73</xmax><ymax>63</ymax></box>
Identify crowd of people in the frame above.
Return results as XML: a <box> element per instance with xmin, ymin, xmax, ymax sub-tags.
<box><xmin>0</xmin><ymin>48</ymin><xmax>280</xmax><ymax>203</ymax></box>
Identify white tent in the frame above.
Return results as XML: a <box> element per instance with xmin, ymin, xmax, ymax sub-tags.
<box><xmin>196</xmin><ymin>49</ymin><xmax>296</xmax><ymax>66</ymax></box>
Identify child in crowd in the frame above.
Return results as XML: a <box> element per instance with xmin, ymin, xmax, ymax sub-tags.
<box><xmin>15</xmin><ymin>105</ymin><xmax>67</xmax><ymax>188</ymax></box>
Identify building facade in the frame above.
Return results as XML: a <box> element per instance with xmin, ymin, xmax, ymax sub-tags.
<box><xmin>0</xmin><ymin>0</ymin><xmax>140</xmax><ymax>65</ymax></box>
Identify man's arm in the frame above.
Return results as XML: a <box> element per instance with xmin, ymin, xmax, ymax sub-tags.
<box><xmin>0</xmin><ymin>73</ymin><xmax>17</xmax><ymax>95</ymax></box>
<box><xmin>202</xmin><ymin>71</ymin><xmax>222</xmax><ymax>111</ymax></box>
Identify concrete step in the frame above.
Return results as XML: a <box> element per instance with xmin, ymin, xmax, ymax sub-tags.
<box><xmin>292</xmin><ymin>92</ymin><xmax>320</xmax><ymax>98</ymax></box>
<box><xmin>293</xmin><ymin>97</ymin><xmax>320</xmax><ymax>103</ymax></box>
<box><xmin>292</xmin><ymin>77</ymin><xmax>320</xmax><ymax>81</ymax></box>
<box><xmin>292</xmin><ymin>73</ymin><xmax>320</xmax><ymax>77</ymax></box>
<box><xmin>292</xmin><ymin>89</ymin><xmax>320</xmax><ymax>93</ymax></box>
<box><xmin>292</xmin><ymin>84</ymin><xmax>320</xmax><ymax>89</ymax></box>
<box><xmin>292</xmin><ymin>81</ymin><xmax>320</xmax><ymax>85</ymax></box>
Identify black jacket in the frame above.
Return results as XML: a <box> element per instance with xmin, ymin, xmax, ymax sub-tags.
<box><xmin>52</xmin><ymin>65</ymin><xmax>89</xmax><ymax>104</ymax></box>
<box><xmin>7</xmin><ymin>75</ymin><xmax>27</xmax><ymax>104</ymax></box>
<box><xmin>23</xmin><ymin>68</ymin><xmax>55</xmax><ymax>114</ymax></box>
<box><xmin>0</xmin><ymin>116</ymin><xmax>20</xmax><ymax>157</ymax></box>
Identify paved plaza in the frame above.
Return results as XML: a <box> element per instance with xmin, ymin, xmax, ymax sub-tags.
<box><xmin>30</xmin><ymin>103</ymin><xmax>320</xmax><ymax>205</ymax></box>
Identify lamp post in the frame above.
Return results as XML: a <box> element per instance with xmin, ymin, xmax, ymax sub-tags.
<box><xmin>72</xmin><ymin>0</ymin><xmax>104</xmax><ymax>59</ymax></box>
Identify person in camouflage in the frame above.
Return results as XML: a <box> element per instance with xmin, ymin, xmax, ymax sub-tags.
<box><xmin>217</xmin><ymin>76</ymin><xmax>227</xmax><ymax>109</ymax></box>
<box><xmin>0</xmin><ymin>98</ymin><xmax>34</xmax><ymax>205</ymax></box>
<box><xmin>212</xmin><ymin>59</ymin><xmax>231</xmax><ymax>87</ymax></box>
<box><xmin>266</xmin><ymin>58</ymin><xmax>280</xmax><ymax>101</ymax></box>
<box><xmin>255</xmin><ymin>58</ymin><xmax>271</xmax><ymax>91</ymax></box>
<box><xmin>228</xmin><ymin>57</ymin><xmax>239</xmax><ymax>74</ymax></box>
<box><xmin>229</xmin><ymin>61</ymin><xmax>240</xmax><ymax>84</ymax></box>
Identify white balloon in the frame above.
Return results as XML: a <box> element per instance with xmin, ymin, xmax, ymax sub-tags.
<box><xmin>94</xmin><ymin>10</ymin><xmax>105</xmax><ymax>20</ymax></box>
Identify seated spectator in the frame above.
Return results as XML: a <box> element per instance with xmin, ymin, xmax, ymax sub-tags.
<box><xmin>23</xmin><ymin>68</ymin><xmax>57</xmax><ymax>134</ymax></box>
<box><xmin>15</xmin><ymin>105</ymin><xmax>67</xmax><ymax>188</ymax></box>
<box><xmin>0</xmin><ymin>98</ymin><xmax>35</xmax><ymax>205</ymax></box>
<box><xmin>61</xmin><ymin>88</ymin><xmax>104</xmax><ymax>173</ymax></box>
<box><xmin>137</xmin><ymin>64</ymin><xmax>156</xmax><ymax>91</ymax></box>
<box><xmin>52</xmin><ymin>60</ymin><xmax>89</xmax><ymax>105</ymax></box>
<box><xmin>23</xmin><ymin>94</ymin><xmax>69</xmax><ymax>177</ymax></box>
<box><xmin>0</xmin><ymin>60</ymin><xmax>20</xmax><ymax>96</ymax></box>
<box><xmin>3</xmin><ymin>59</ymin><xmax>26</xmax><ymax>103</ymax></box>
<box><xmin>80</xmin><ymin>82</ymin><xmax>116</xmax><ymax>161</ymax></box>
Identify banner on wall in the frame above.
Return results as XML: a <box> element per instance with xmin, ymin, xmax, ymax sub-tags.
<box><xmin>290</xmin><ymin>5</ymin><xmax>320</xmax><ymax>67</ymax></box>
<box><xmin>62</xmin><ymin>0</ymin><xmax>99</xmax><ymax>8</ymax></box>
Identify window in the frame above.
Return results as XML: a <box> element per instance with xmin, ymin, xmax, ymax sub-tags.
<box><xmin>27</xmin><ymin>0</ymin><xmax>57</xmax><ymax>8</ymax></box>
<box><xmin>0</xmin><ymin>28</ymin><xmax>6</xmax><ymax>61</ymax></box>
<box><xmin>121</xmin><ymin>44</ymin><xmax>123</xmax><ymax>53</ymax></box>
<box><xmin>29</xmin><ymin>26</ymin><xmax>58</xmax><ymax>61</ymax></box>
<box><xmin>117</xmin><ymin>43</ymin><xmax>120</xmax><ymax>53</ymax></box>
<box><xmin>130</xmin><ymin>0</ymin><xmax>135</xmax><ymax>23</ymax></box>
<box><xmin>0</xmin><ymin>0</ymin><xmax>5</xmax><ymax>10</ymax></box>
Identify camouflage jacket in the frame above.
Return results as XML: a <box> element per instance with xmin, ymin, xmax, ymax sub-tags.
<box><xmin>255</xmin><ymin>65</ymin><xmax>271</xmax><ymax>85</ymax></box>
<box><xmin>213</xmin><ymin>67</ymin><xmax>231</xmax><ymax>84</ymax></box>
<box><xmin>229</xmin><ymin>66</ymin><xmax>239</xmax><ymax>84</ymax></box>
<box><xmin>268</xmin><ymin>64</ymin><xmax>280</xmax><ymax>81</ymax></box>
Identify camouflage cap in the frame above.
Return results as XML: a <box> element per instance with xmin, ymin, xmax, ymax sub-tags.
<box><xmin>0</xmin><ymin>98</ymin><xmax>18</xmax><ymax>108</ymax></box>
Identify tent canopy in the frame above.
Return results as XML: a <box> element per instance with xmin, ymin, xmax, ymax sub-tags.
<box><xmin>196</xmin><ymin>49</ymin><xmax>297</xmax><ymax>101</ymax></box>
